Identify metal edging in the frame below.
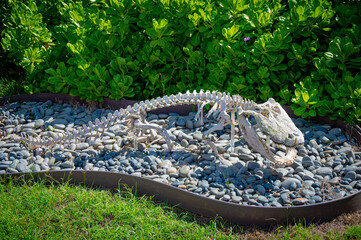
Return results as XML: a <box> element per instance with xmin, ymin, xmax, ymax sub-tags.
<box><xmin>0</xmin><ymin>93</ymin><xmax>361</xmax><ymax>226</ymax></box>
<box><xmin>0</xmin><ymin>170</ymin><xmax>360</xmax><ymax>226</ymax></box>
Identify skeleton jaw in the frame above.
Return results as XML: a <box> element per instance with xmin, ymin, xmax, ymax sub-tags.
<box><xmin>264</xmin><ymin>135</ymin><xmax>298</xmax><ymax>165</ymax></box>
<box><xmin>238</xmin><ymin>114</ymin><xmax>299</xmax><ymax>166</ymax></box>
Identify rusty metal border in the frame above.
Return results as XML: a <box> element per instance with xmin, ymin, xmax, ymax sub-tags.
<box><xmin>0</xmin><ymin>93</ymin><xmax>361</xmax><ymax>226</ymax></box>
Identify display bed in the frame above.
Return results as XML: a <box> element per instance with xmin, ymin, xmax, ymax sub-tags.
<box><xmin>1</xmin><ymin>93</ymin><xmax>361</xmax><ymax>226</ymax></box>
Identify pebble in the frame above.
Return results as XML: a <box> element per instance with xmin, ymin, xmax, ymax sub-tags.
<box><xmin>0</xmin><ymin>101</ymin><xmax>359</xmax><ymax>208</ymax></box>
<box><xmin>316</xmin><ymin>167</ymin><xmax>333</xmax><ymax>176</ymax></box>
<box><xmin>293</xmin><ymin>198</ymin><xmax>308</xmax><ymax>205</ymax></box>
<box><xmin>179</xmin><ymin>165</ymin><xmax>190</xmax><ymax>177</ymax></box>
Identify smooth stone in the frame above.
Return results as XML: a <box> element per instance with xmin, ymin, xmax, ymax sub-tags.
<box><xmin>158</xmin><ymin>160</ymin><xmax>172</xmax><ymax>169</ymax></box>
<box><xmin>329</xmin><ymin>128</ymin><xmax>342</xmax><ymax>136</ymax></box>
<box><xmin>344</xmin><ymin>171</ymin><xmax>357</xmax><ymax>181</ymax></box>
<box><xmin>333</xmin><ymin>165</ymin><xmax>343</xmax><ymax>174</ymax></box>
<box><xmin>131</xmin><ymin>172</ymin><xmax>142</xmax><ymax>177</ymax></box>
<box><xmin>337</xmin><ymin>147</ymin><xmax>352</xmax><ymax>154</ymax></box>
<box><xmin>186</xmin><ymin>120</ymin><xmax>194</xmax><ymax>129</ymax></box>
<box><xmin>31</xmin><ymin>164</ymin><xmax>41</xmax><ymax>172</ymax></box>
<box><xmin>222</xmin><ymin>195</ymin><xmax>231</xmax><ymax>201</ymax></box>
<box><xmin>281</xmin><ymin>178</ymin><xmax>302</xmax><ymax>190</ymax></box>
<box><xmin>276</xmin><ymin>168</ymin><xmax>289</xmax><ymax>178</ymax></box>
<box><xmin>22</xmin><ymin>122</ymin><xmax>35</xmax><ymax>128</ymax></box>
<box><xmin>316</xmin><ymin>167</ymin><xmax>333</xmax><ymax>176</ymax></box>
<box><xmin>293</xmin><ymin>198</ymin><xmax>308</xmax><ymax>205</ymax></box>
<box><xmin>193</xmin><ymin>132</ymin><xmax>203</xmax><ymax>141</ymax></box>
<box><xmin>167</xmin><ymin>167</ymin><xmax>177</xmax><ymax>174</ymax></box>
<box><xmin>247</xmin><ymin>161</ymin><xmax>260</xmax><ymax>171</ymax></box>
<box><xmin>231</xmin><ymin>196</ymin><xmax>242</xmax><ymax>203</ymax></box>
<box><xmin>202</xmin><ymin>154</ymin><xmax>215</xmax><ymax>161</ymax></box>
<box><xmin>257</xmin><ymin>196</ymin><xmax>269</xmax><ymax>204</ymax></box>
<box><xmin>239</xmin><ymin>154</ymin><xmax>255</xmax><ymax>161</ymax></box>
<box><xmin>255</xmin><ymin>185</ymin><xmax>266</xmax><ymax>195</ymax></box>
<box><xmin>301</xmin><ymin>189</ymin><xmax>316</xmax><ymax>197</ymax></box>
<box><xmin>280</xmin><ymin>193</ymin><xmax>291</xmax><ymax>204</ymax></box>
<box><xmin>236</xmin><ymin>147</ymin><xmax>251</xmax><ymax>155</ymax></box>
<box><xmin>35</xmin><ymin>119</ymin><xmax>45</xmax><ymax>128</ymax></box>
<box><xmin>76</xmin><ymin>143</ymin><xmax>89</xmax><ymax>150</ymax></box>
<box><xmin>61</xmin><ymin>161</ymin><xmax>74</xmax><ymax>168</ymax></box>
<box><xmin>7</xmin><ymin>168</ymin><xmax>19</xmax><ymax>173</ymax></box>
<box><xmin>179</xmin><ymin>165</ymin><xmax>190</xmax><ymax>177</ymax></box>
<box><xmin>20</xmin><ymin>150</ymin><xmax>30</xmax><ymax>159</ymax></box>
<box><xmin>16</xmin><ymin>163</ymin><xmax>28</xmax><ymax>172</ymax></box>
<box><xmin>176</xmin><ymin>118</ymin><xmax>186</xmax><ymax>126</ymax></box>
<box><xmin>53</xmin><ymin>124</ymin><xmax>66</xmax><ymax>129</ymax></box>
<box><xmin>0</xmin><ymin>164</ymin><xmax>9</xmax><ymax>170</ymax></box>
<box><xmin>302</xmin><ymin>156</ymin><xmax>314</xmax><ymax>168</ymax></box>
<box><xmin>308</xmin><ymin>139</ymin><xmax>319</xmax><ymax>148</ymax></box>
<box><xmin>312</xmin><ymin>195</ymin><xmax>323</xmax><ymax>203</ymax></box>
<box><xmin>0</xmin><ymin>153</ymin><xmax>8</xmax><ymax>160</ymax></box>
<box><xmin>50</xmin><ymin>119</ymin><xmax>68</xmax><ymax>125</ymax></box>
<box><xmin>180</xmin><ymin>139</ymin><xmax>189</xmax><ymax>147</ymax></box>
<box><xmin>40</xmin><ymin>162</ymin><xmax>50</xmax><ymax>171</ymax></box>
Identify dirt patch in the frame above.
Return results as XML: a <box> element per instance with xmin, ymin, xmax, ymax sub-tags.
<box><xmin>173</xmin><ymin>206</ymin><xmax>361</xmax><ymax>239</ymax></box>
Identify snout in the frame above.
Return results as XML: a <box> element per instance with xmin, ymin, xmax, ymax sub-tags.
<box><xmin>284</xmin><ymin>132</ymin><xmax>304</xmax><ymax>147</ymax></box>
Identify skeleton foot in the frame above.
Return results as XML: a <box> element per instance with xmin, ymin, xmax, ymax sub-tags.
<box><xmin>133</xmin><ymin>119</ymin><xmax>173</xmax><ymax>151</ymax></box>
<box><xmin>204</xmin><ymin>138</ymin><xmax>220</xmax><ymax>158</ymax></box>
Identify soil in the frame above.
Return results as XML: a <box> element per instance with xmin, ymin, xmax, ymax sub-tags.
<box><xmin>180</xmin><ymin>207</ymin><xmax>361</xmax><ymax>239</ymax></box>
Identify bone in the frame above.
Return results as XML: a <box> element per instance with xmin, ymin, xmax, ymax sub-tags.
<box><xmin>13</xmin><ymin>90</ymin><xmax>303</xmax><ymax>166</ymax></box>
<box><xmin>230</xmin><ymin>110</ymin><xmax>235</xmax><ymax>153</ymax></box>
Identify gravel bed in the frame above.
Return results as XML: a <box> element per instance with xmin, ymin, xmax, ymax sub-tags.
<box><xmin>1</xmin><ymin>100</ymin><xmax>361</xmax><ymax>207</ymax></box>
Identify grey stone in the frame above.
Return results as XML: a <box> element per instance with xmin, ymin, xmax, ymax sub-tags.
<box><xmin>329</xmin><ymin>128</ymin><xmax>342</xmax><ymax>136</ymax></box>
<box><xmin>76</xmin><ymin>143</ymin><xmax>89</xmax><ymax>150</ymax></box>
<box><xmin>176</xmin><ymin>118</ymin><xmax>186</xmax><ymax>126</ymax></box>
<box><xmin>61</xmin><ymin>161</ymin><xmax>74</xmax><ymax>168</ymax></box>
<box><xmin>302</xmin><ymin>156</ymin><xmax>314</xmax><ymax>168</ymax></box>
<box><xmin>344</xmin><ymin>171</ymin><xmax>357</xmax><ymax>181</ymax></box>
<box><xmin>22</xmin><ymin>122</ymin><xmax>35</xmax><ymax>128</ymax></box>
<box><xmin>179</xmin><ymin>165</ymin><xmax>190</xmax><ymax>177</ymax></box>
<box><xmin>293</xmin><ymin>198</ymin><xmax>308</xmax><ymax>205</ymax></box>
<box><xmin>185</xmin><ymin>120</ymin><xmax>194</xmax><ymax>129</ymax></box>
<box><xmin>301</xmin><ymin>189</ymin><xmax>316</xmax><ymax>197</ymax></box>
<box><xmin>34</xmin><ymin>119</ymin><xmax>45</xmax><ymax>128</ymax></box>
<box><xmin>16</xmin><ymin>163</ymin><xmax>28</xmax><ymax>172</ymax></box>
<box><xmin>247</xmin><ymin>161</ymin><xmax>260</xmax><ymax>171</ymax></box>
<box><xmin>316</xmin><ymin>167</ymin><xmax>333</xmax><ymax>176</ymax></box>
<box><xmin>31</xmin><ymin>164</ymin><xmax>41</xmax><ymax>172</ymax></box>
<box><xmin>222</xmin><ymin>195</ymin><xmax>231</xmax><ymax>201</ymax></box>
<box><xmin>202</xmin><ymin>154</ymin><xmax>215</xmax><ymax>161</ymax></box>
<box><xmin>281</xmin><ymin>178</ymin><xmax>302</xmax><ymax>190</ymax></box>
<box><xmin>50</xmin><ymin>119</ymin><xmax>68</xmax><ymax>125</ymax></box>
<box><xmin>257</xmin><ymin>196</ymin><xmax>269</xmax><ymax>204</ymax></box>
<box><xmin>231</xmin><ymin>196</ymin><xmax>242</xmax><ymax>203</ymax></box>
<box><xmin>239</xmin><ymin>154</ymin><xmax>255</xmax><ymax>161</ymax></box>
<box><xmin>193</xmin><ymin>132</ymin><xmax>203</xmax><ymax>141</ymax></box>
<box><xmin>158</xmin><ymin>114</ymin><xmax>168</xmax><ymax>119</ymax></box>
<box><xmin>255</xmin><ymin>184</ymin><xmax>266</xmax><ymax>195</ymax></box>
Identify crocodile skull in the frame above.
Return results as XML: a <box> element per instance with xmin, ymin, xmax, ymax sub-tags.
<box><xmin>238</xmin><ymin>98</ymin><xmax>304</xmax><ymax>165</ymax></box>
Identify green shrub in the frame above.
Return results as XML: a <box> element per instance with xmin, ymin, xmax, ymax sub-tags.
<box><xmin>1</xmin><ymin>0</ymin><xmax>361</xmax><ymax>123</ymax></box>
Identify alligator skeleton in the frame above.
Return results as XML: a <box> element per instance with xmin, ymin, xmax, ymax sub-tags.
<box><xmin>12</xmin><ymin>90</ymin><xmax>304</xmax><ymax>165</ymax></box>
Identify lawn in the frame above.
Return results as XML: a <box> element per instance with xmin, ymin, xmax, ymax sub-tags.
<box><xmin>0</xmin><ymin>176</ymin><xmax>360</xmax><ymax>239</ymax></box>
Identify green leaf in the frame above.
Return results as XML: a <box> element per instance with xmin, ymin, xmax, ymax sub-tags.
<box><xmin>302</xmin><ymin>91</ymin><xmax>309</xmax><ymax>103</ymax></box>
<box><xmin>309</xmin><ymin>109</ymin><xmax>317</xmax><ymax>117</ymax></box>
<box><xmin>294</xmin><ymin>107</ymin><xmax>306</xmax><ymax>116</ymax></box>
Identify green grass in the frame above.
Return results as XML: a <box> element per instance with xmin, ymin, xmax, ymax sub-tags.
<box><xmin>0</xmin><ymin>176</ymin><xmax>360</xmax><ymax>240</ymax></box>
<box><xmin>0</xmin><ymin>177</ymin><xmax>238</xmax><ymax>239</ymax></box>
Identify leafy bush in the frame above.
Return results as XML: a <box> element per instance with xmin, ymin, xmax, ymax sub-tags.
<box><xmin>1</xmin><ymin>0</ymin><xmax>361</xmax><ymax>123</ymax></box>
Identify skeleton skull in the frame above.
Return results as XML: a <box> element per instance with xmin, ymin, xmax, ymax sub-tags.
<box><xmin>238</xmin><ymin>98</ymin><xmax>304</xmax><ymax>165</ymax></box>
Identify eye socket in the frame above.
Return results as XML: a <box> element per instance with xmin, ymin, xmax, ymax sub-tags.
<box><xmin>261</xmin><ymin>110</ymin><xmax>269</xmax><ymax>118</ymax></box>
<box><xmin>272</xmin><ymin>106</ymin><xmax>281</xmax><ymax>113</ymax></box>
